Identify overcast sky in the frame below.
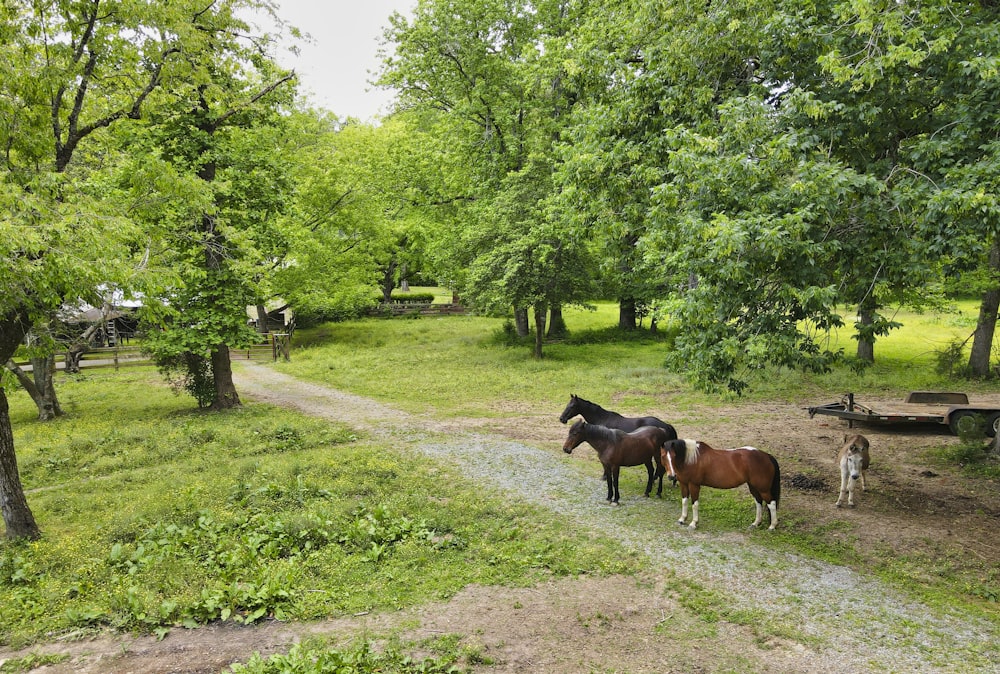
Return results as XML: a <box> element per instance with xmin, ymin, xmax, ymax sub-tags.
<box><xmin>269</xmin><ymin>1</ymin><xmax>416</xmax><ymax>122</ymax></box>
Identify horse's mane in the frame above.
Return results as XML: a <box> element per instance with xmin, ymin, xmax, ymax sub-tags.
<box><xmin>584</xmin><ymin>421</ymin><xmax>621</xmax><ymax>443</ymax></box>
<box><xmin>574</xmin><ymin>396</ymin><xmax>624</xmax><ymax>421</ymax></box>
<box><xmin>682</xmin><ymin>439</ymin><xmax>700</xmax><ymax>466</ymax></box>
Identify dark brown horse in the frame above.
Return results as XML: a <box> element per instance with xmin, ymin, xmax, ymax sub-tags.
<box><xmin>563</xmin><ymin>421</ymin><xmax>670</xmax><ymax>505</ymax></box>
<box><xmin>661</xmin><ymin>439</ymin><xmax>781</xmax><ymax>530</ymax></box>
<box><xmin>559</xmin><ymin>394</ymin><xmax>677</xmax><ymax>482</ymax></box>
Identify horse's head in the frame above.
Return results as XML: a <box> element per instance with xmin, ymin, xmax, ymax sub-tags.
<box><xmin>661</xmin><ymin>439</ymin><xmax>700</xmax><ymax>476</ymax></box>
<box><xmin>558</xmin><ymin>394</ymin><xmax>580</xmax><ymax>424</ymax></box>
<box><xmin>842</xmin><ymin>433</ymin><xmax>870</xmax><ymax>453</ymax></box>
<box><xmin>845</xmin><ymin>450</ymin><xmax>865</xmax><ymax>480</ymax></box>
<box><xmin>660</xmin><ymin>439</ymin><xmax>682</xmax><ymax>477</ymax></box>
<box><xmin>563</xmin><ymin>419</ymin><xmax>586</xmax><ymax>453</ymax></box>
<box><xmin>840</xmin><ymin>434</ymin><xmax>870</xmax><ymax>479</ymax></box>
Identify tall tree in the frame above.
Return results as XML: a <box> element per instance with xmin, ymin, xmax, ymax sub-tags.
<box><xmin>122</xmin><ymin>3</ymin><xmax>296</xmax><ymax>409</ymax></box>
<box><xmin>378</xmin><ymin>0</ymin><xmax>592</xmax><ymax>344</ymax></box>
<box><xmin>0</xmin><ymin>0</ymin><xmax>291</xmax><ymax>539</ymax></box>
<box><xmin>0</xmin><ymin>0</ymin><xmax>198</xmax><ymax>540</ymax></box>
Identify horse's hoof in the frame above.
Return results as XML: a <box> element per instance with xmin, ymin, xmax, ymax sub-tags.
<box><xmin>676</xmin><ymin>520</ymin><xmax>686</xmax><ymax>526</ymax></box>
<box><xmin>610</xmin><ymin>501</ymin><xmax>620</xmax><ymax>507</ymax></box>
<box><xmin>687</xmin><ymin>523</ymin><xmax>697</xmax><ymax>530</ymax></box>
<box><xmin>835</xmin><ymin>502</ymin><xmax>843</xmax><ymax>508</ymax></box>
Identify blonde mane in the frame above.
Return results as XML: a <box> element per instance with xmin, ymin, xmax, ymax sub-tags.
<box><xmin>683</xmin><ymin>439</ymin><xmax>700</xmax><ymax>465</ymax></box>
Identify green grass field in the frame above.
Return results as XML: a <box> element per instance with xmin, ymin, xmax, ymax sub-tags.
<box><xmin>2</xmin><ymin>293</ymin><xmax>997</xmax><ymax>672</ymax></box>
<box><xmin>286</xmin><ymin>292</ymin><xmax>997</xmax><ymax>417</ymax></box>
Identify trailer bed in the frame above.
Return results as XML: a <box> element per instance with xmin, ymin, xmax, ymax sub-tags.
<box><xmin>807</xmin><ymin>392</ymin><xmax>1000</xmax><ymax>436</ymax></box>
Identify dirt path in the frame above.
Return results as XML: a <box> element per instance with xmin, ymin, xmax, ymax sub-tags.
<box><xmin>7</xmin><ymin>364</ymin><xmax>999</xmax><ymax>674</ymax></box>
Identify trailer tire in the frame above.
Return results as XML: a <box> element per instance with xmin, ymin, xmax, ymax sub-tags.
<box><xmin>986</xmin><ymin>412</ymin><xmax>1000</xmax><ymax>438</ymax></box>
<box><xmin>949</xmin><ymin>410</ymin><xmax>982</xmax><ymax>436</ymax></box>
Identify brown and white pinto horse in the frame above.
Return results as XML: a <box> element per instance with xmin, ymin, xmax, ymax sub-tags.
<box><xmin>563</xmin><ymin>421</ymin><xmax>670</xmax><ymax>505</ymax></box>
<box><xmin>661</xmin><ymin>439</ymin><xmax>781</xmax><ymax>530</ymax></box>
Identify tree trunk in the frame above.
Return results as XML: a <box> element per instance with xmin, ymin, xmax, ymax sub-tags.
<box><xmin>209</xmin><ymin>345</ymin><xmax>241</xmax><ymax>410</ymax></box>
<box><xmin>547</xmin><ymin>304</ymin><xmax>568</xmax><ymax>338</ymax></box>
<box><xmin>0</xmin><ymin>310</ymin><xmax>40</xmax><ymax>540</ymax></box>
<box><xmin>65</xmin><ymin>344</ymin><xmax>87</xmax><ymax>373</ymax></box>
<box><xmin>533</xmin><ymin>304</ymin><xmax>547</xmax><ymax>359</ymax></box>
<box><xmin>514</xmin><ymin>307</ymin><xmax>529</xmax><ymax>337</ymax></box>
<box><xmin>856</xmin><ymin>306</ymin><xmax>875</xmax><ymax>363</ymax></box>
<box><xmin>64</xmin><ymin>303</ymin><xmax>111</xmax><ymax>373</ymax></box>
<box><xmin>6</xmin><ymin>357</ymin><xmax>62</xmax><ymax>420</ymax></box>
<box><xmin>256</xmin><ymin>303</ymin><xmax>270</xmax><ymax>335</ymax></box>
<box><xmin>968</xmin><ymin>239</ymin><xmax>1000</xmax><ymax>377</ymax></box>
<box><xmin>619</xmin><ymin>298</ymin><xmax>637</xmax><ymax>330</ymax></box>
<box><xmin>0</xmin><ymin>387</ymin><xmax>40</xmax><ymax>540</ymax></box>
<box><xmin>988</xmin><ymin>432</ymin><xmax>1000</xmax><ymax>456</ymax></box>
<box><xmin>381</xmin><ymin>258</ymin><xmax>398</xmax><ymax>302</ymax></box>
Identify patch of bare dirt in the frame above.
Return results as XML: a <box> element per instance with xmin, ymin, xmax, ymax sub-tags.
<box><xmin>5</xmin><ymin>369</ymin><xmax>998</xmax><ymax>674</ymax></box>
<box><xmin>5</xmin><ymin>574</ymin><xmax>826</xmax><ymax>674</ymax></box>
<box><xmin>496</xmin><ymin>396</ymin><xmax>1000</xmax><ymax>569</ymax></box>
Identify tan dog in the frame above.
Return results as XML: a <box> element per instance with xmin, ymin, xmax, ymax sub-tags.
<box><xmin>835</xmin><ymin>434</ymin><xmax>870</xmax><ymax>507</ymax></box>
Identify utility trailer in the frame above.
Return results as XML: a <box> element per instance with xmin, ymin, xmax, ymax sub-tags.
<box><xmin>807</xmin><ymin>391</ymin><xmax>1000</xmax><ymax>437</ymax></box>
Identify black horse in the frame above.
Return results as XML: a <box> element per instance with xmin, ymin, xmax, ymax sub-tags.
<box><xmin>559</xmin><ymin>394</ymin><xmax>678</xmax><ymax>482</ymax></box>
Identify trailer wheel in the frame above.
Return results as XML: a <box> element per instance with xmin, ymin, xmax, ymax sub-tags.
<box><xmin>949</xmin><ymin>411</ymin><xmax>983</xmax><ymax>436</ymax></box>
<box><xmin>986</xmin><ymin>412</ymin><xmax>1000</xmax><ymax>438</ymax></box>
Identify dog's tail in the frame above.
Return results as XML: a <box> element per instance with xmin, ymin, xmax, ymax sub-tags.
<box><xmin>768</xmin><ymin>454</ymin><xmax>781</xmax><ymax>508</ymax></box>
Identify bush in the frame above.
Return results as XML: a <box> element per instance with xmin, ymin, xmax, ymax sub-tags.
<box><xmin>382</xmin><ymin>292</ymin><xmax>435</xmax><ymax>304</ymax></box>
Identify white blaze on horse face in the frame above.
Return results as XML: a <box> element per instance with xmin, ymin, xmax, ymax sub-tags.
<box><xmin>665</xmin><ymin>449</ymin><xmax>676</xmax><ymax>477</ymax></box>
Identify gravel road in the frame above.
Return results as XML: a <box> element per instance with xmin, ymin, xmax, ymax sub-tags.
<box><xmin>235</xmin><ymin>363</ymin><xmax>999</xmax><ymax>674</ymax></box>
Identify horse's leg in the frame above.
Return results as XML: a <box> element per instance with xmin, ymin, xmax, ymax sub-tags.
<box><xmin>653</xmin><ymin>454</ymin><xmax>665</xmax><ymax>498</ymax></box>
<box><xmin>847</xmin><ymin>474</ymin><xmax>857</xmax><ymax>507</ymax></box>
<box><xmin>688</xmin><ymin>485</ymin><xmax>701</xmax><ymax>529</ymax></box>
<box><xmin>677</xmin><ymin>483</ymin><xmax>689</xmax><ymax>525</ymax></box>
<box><xmin>860</xmin><ymin>467</ymin><xmax>867</xmax><ymax>492</ymax></box>
<box><xmin>767</xmin><ymin>500</ymin><xmax>778</xmax><ymax>530</ymax></box>
<box><xmin>751</xmin><ymin>497</ymin><xmax>763</xmax><ymax>528</ymax></box>
<box><xmin>610</xmin><ymin>466</ymin><xmax>621</xmax><ymax>505</ymax></box>
<box><xmin>643</xmin><ymin>459</ymin><xmax>654</xmax><ymax>497</ymax></box>
<box><xmin>835</xmin><ymin>463</ymin><xmax>848</xmax><ymax>507</ymax></box>
<box><xmin>747</xmin><ymin>485</ymin><xmax>762</xmax><ymax>528</ymax></box>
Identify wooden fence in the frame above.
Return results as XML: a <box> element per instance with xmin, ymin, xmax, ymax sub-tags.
<box><xmin>229</xmin><ymin>333</ymin><xmax>291</xmax><ymax>362</ymax></box>
<box><xmin>25</xmin><ymin>346</ymin><xmax>150</xmax><ymax>371</ymax></box>
<box><xmin>13</xmin><ymin>334</ymin><xmax>291</xmax><ymax>371</ymax></box>
<box><xmin>376</xmin><ymin>302</ymin><xmax>466</xmax><ymax>317</ymax></box>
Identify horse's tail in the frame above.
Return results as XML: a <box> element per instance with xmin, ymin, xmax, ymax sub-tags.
<box><xmin>768</xmin><ymin>454</ymin><xmax>781</xmax><ymax>508</ymax></box>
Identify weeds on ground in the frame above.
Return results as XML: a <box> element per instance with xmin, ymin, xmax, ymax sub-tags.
<box><xmin>1</xmin><ymin>370</ymin><xmax>637</xmax><ymax>647</ymax></box>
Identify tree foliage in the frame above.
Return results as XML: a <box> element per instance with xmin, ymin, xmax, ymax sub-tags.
<box><xmin>0</xmin><ymin>0</ymin><xmax>295</xmax><ymax>538</ymax></box>
<box><xmin>374</xmin><ymin>0</ymin><xmax>1000</xmax><ymax>387</ymax></box>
